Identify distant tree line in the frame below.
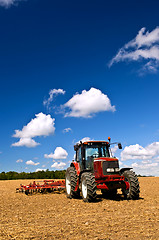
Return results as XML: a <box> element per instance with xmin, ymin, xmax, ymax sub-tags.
<box><xmin>137</xmin><ymin>174</ymin><xmax>154</xmax><ymax>177</ymax></box>
<box><xmin>0</xmin><ymin>171</ymin><xmax>154</xmax><ymax>180</ymax></box>
<box><xmin>0</xmin><ymin>169</ymin><xmax>66</xmax><ymax>180</ymax></box>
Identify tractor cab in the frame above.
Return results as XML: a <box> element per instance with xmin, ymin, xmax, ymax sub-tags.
<box><xmin>74</xmin><ymin>139</ymin><xmax>122</xmax><ymax>178</ymax></box>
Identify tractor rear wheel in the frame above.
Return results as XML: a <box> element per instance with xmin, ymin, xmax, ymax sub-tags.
<box><xmin>81</xmin><ymin>172</ymin><xmax>97</xmax><ymax>202</ymax></box>
<box><xmin>122</xmin><ymin>170</ymin><xmax>140</xmax><ymax>199</ymax></box>
<box><xmin>65</xmin><ymin>167</ymin><xmax>80</xmax><ymax>199</ymax></box>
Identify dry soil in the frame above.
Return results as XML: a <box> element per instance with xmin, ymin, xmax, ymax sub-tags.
<box><xmin>0</xmin><ymin>177</ymin><xmax>159</xmax><ymax>240</ymax></box>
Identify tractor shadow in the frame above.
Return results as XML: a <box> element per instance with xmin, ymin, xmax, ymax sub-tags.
<box><xmin>96</xmin><ymin>193</ymin><xmax>144</xmax><ymax>202</ymax></box>
<box><xmin>77</xmin><ymin>193</ymin><xmax>144</xmax><ymax>203</ymax></box>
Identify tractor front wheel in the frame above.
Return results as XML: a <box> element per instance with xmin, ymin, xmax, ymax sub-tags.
<box><xmin>122</xmin><ymin>170</ymin><xmax>140</xmax><ymax>200</ymax></box>
<box><xmin>65</xmin><ymin>167</ymin><xmax>80</xmax><ymax>199</ymax></box>
<box><xmin>81</xmin><ymin>172</ymin><xmax>97</xmax><ymax>202</ymax></box>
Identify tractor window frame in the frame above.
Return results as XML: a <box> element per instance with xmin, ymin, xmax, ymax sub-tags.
<box><xmin>85</xmin><ymin>144</ymin><xmax>110</xmax><ymax>159</ymax></box>
<box><xmin>76</xmin><ymin>147</ymin><xmax>82</xmax><ymax>163</ymax></box>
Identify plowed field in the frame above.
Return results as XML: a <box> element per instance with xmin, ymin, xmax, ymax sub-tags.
<box><xmin>0</xmin><ymin>177</ymin><xmax>159</xmax><ymax>240</ymax></box>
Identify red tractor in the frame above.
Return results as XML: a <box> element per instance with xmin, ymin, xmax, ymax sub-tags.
<box><xmin>65</xmin><ymin>138</ymin><xmax>140</xmax><ymax>202</ymax></box>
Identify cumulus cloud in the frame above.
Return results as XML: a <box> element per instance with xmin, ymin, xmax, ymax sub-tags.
<box><xmin>12</xmin><ymin>113</ymin><xmax>55</xmax><ymax>148</ymax></box>
<box><xmin>35</xmin><ymin>168</ymin><xmax>47</xmax><ymax>172</ymax></box>
<box><xmin>63</xmin><ymin>128</ymin><xmax>72</xmax><ymax>133</ymax></box>
<box><xmin>154</xmin><ymin>156</ymin><xmax>159</xmax><ymax>162</ymax></box>
<box><xmin>0</xmin><ymin>0</ymin><xmax>23</xmax><ymax>8</ymax></box>
<box><xmin>26</xmin><ymin>160</ymin><xmax>40</xmax><ymax>166</ymax></box>
<box><xmin>51</xmin><ymin>162</ymin><xmax>66</xmax><ymax>169</ymax></box>
<box><xmin>110</xmin><ymin>145</ymin><xmax>118</xmax><ymax>155</ymax></box>
<box><xmin>13</xmin><ymin>113</ymin><xmax>55</xmax><ymax>138</ymax></box>
<box><xmin>118</xmin><ymin>143</ymin><xmax>159</xmax><ymax>176</ymax></box>
<box><xmin>16</xmin><ymin>159</ymin><xmax>23</xmax><ymax>163</ymax></box>
<box><xmin>119</xmin><ymin>160</ymin><xmax>123</xmax><ymax>166</ymax></box>
<box><xmin>132</xmin><ymin>161</ymin><xmax>158</xmax><ymax>169</ymax></box>
<box><xmin>44</xmin><ymin>147</ymin><xmax>68</xmax><ymax>160</ymax></box>
<box><xmin>121</xmin><ymin>142</ymin><xmax>159</xmax><ymax>161</ymax></box>
<box><xmin>43</xmin><ymin>89</ymin><xmax>65</xmax><ymax>108</ymax></box>
<box><xmin>79</xmin><ymin>137</ymin><xmax>92</xmax><ymax>143</ymax></box>
<box><xmin>131</xmin><ymin>161</ymin><xmax>159</xmax><ymax>176</ymax></box>
<box><xmin>12</xmin><ymin>137</ymin><xmax>40</xmax><ymax>148</ymax></box>
<box><xmin>109</xmin><ymin>27</ymin><xmax>159</xmax><ymax>73</ymax></box>
<box><xmin>63</xmin><ymin>88</ymin><xmax>115</xmax><ymax>118</ymax></box>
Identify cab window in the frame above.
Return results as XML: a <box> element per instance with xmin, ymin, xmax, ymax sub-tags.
<box><xmin>76</xmin><ymin>148</ymin><xmax>82</xmax><ymax>163</ymax></box>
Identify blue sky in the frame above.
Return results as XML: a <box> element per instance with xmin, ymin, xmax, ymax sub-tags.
<box><xmin>0</xmin><ymin>0</ymin><xmax>159</xmax><ymax>176</ymax></box>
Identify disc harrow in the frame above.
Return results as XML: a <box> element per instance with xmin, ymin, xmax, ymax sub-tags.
<box><xmin>16</xmin><ymin>180</ymin><xmax>65</xmax><ymax>195</ymax></box>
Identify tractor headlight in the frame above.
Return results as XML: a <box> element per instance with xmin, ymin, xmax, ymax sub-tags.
<box><xmin>107</xmin><ymin>168</ymin><xmax>114</xmax><ymax>172</ymax></box>
<box><xmin>115</xmin><ymin>168</ymin><xmax>120</xmax><ymax>172</ymax></box>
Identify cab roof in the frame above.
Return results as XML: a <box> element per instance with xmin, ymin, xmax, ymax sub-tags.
<box><xmin>74</xmin><ymin>141</ymin><xmax>109</xmax><ymax>151</ymax></box>
<box><xmin>83</xmin><ymin>141</ymin><xmax>109</xmax><ymax>144</ymax></box>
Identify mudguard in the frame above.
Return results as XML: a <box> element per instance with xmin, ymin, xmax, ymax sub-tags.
<box><xmin>70</xmin><ymin>161</ymin><xmax>80</xmax><ymax>176</ymax></box>
<box><xmin>120</xmin><ymin>167</ymin><xmax>133</xmax><ymax>174</ymax></box>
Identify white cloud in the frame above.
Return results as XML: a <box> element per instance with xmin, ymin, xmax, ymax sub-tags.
<box><xmin>109</xmin><ymin>27</ymin><xmax>159</xmax><ymax>73</ymax></box>
<box><xmin>12</xmin><ymin>137</ymin><xmax>40</xmax><ymax>148</ymax></box>
<box><xmin>141</xmin><ymin>160</ymin><xmax>152</xmax><ymax>164</ymax></box>
<box><xmin>79</xmin><ymin>137</ymin><xmax>92</xmax><ymax>143</ymax></box>
<box><xmin>154</xmin><ymin>156</ymin><xmax>159</xmax><ymax>162</ymax></box>
<box><xmin>119</xmin><ymin>160</ymin><xmax>123</xmax><ymax>166</ymax></box>
<box><xmin>63</xmin><ymin>128</ymin><xmax>72</xmax><ymax>133</ymax></box>
<box><xmin>12</xmin><ymin>113</ymin><xmax>55</xmax><ymax>148</ymax></box>
<box><xmin>26</xmin><ymin>160</ymin><xmax>40</xmax><ymax>166</ymax></box>
<box><xmin>63</xmin><ymin>88</ymin><xmax>116</xmax><ymax>118</ymax></box>
<box><xmin>43</xmin><ymin>89</ymin><xmax>65</xmax><ymax>108</ymax></box>
<box><xmin>16</xmin><ymin>159</ymin><xmax>23</xmax><ymax>163</ymax></box>
<box><xmin>121</xmin><ymin>142</ymin><xmax>159</xmax><ymax>161</ymax></box>
<box><xmin>131</xmin><ymin>161</ymin><xmax>159</xmax><ymax>176</ymax></box>
<box><xmin>35</xmin><ymin>168</ymin><xmax>46</xmax><ymax>172</ymax></box>
<box><xmin>51</xmin><ymin>162</ymin><xmax>66</xmax><ymax>169</ymax></box>
<box><xmin>13</xmin><ymin>113</ymin><xmax>55</xmax><ymax>138</ymax></box>
<box><xmin>44</xmin><ymin>153</ymin><xmax>54</xmax><ymax>159</ymax></box>
<box><xmin>125</xmin><ymin>27</ymin><xmax>159</xmax><ymax>48</ymax></box>
<box><xmin>44</xmin><ymin>147</ymin><xmax>68</xmax><ymax>160</ymax></box>
<box><xmin>118</xmin><ymin>144</ymin><xmax>159</xmax><ymax>176</ymax></box>
<box><xmin>0</xmin><ymin>0</ymin><xmax>23</xmax><ymax>8</ymax></box>
<box><xmin>132</xmin><ymin>162</ymin><xmax>158</xmax><ymax>169</ymax></box>
<box><xmin>110</xmin><ymin>145</ymin><xmax>118</xmax><ymax>155</ymax></box>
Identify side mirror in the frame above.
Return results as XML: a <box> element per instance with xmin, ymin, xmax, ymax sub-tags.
<box><xmin>118</xmin><ymin>143</ymin><xmax>122</xmax><ymax>149</ymax></box>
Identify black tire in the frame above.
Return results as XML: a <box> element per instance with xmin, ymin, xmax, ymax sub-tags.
<box><xmin>65</xmin><ymin>167</ymin><xmax>80</xmax><ymax>199</ymax></box>
<box><xmin>101</xmin><ymin>189</ymin><xmax>117</xmax><ymax>198</ymax></box>
<box><xmin>25</xmin><ymin>189</ymin><xmax>29</xmax><ymax>195</ymax></box>
<box><xmin>81</xmin><ymin>172</ymin><xmax>97</xmax><ymax>202</ymax></box>
<box><xmin>122</xmin><ymin>170</ymin><xmax>140</xmax><ymax>199</ymax></box>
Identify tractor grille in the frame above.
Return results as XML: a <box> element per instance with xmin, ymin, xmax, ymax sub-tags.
<box><xmin>103</xmin><ymin>161</ymin><xmax>119</xmax><ymax>175</ymax></box>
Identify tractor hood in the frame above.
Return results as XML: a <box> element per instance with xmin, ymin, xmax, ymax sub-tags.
<box><xmin>93</xmin><ymin>157</ymin><xmax>120</xmax><ymax>179</ymax></box>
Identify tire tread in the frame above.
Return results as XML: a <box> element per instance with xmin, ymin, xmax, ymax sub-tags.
<box><xmin>65</xmin><ymin>167</ymin><xmax>80</xmax><ymax>199</ymax></box>
<box><xmin>122</xmin><ymin>170</ymin><xmax>140</xmax><ymax>199</ymax></box>
<box><xmin>81</xmin><ymin>172</ymin><xmax>97</xmax><ymax>202</ymax></box>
